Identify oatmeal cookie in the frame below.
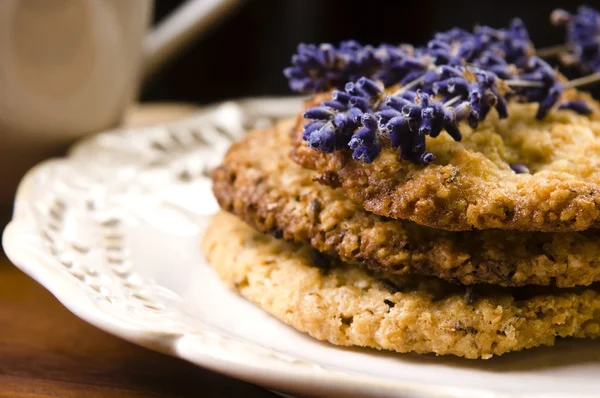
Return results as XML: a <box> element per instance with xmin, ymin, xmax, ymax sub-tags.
<box><xmin>291</xmin><ymin>98</ymin><xmax>600</xmax><ymax>232</ymax></box>
<box><xmin>201</xmin><ymin>211</ymin><xmax>600</xmax><ymax>359</ymax></box>
<box><xmin>213</xmin><ymin>121</ymin><xmax>600</xmax><ymax>287</ymax></box>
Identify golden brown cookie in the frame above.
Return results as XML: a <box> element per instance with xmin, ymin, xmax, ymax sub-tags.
<box><xmin>291</xmin><ymin>97</ymin><xmax>600</xmax><ymax>232</ymax></box>
<box><xmin>201</xmin><ymin>211</ymin><xmax>600</xmax><ymax>359</ymax></box>
<box><xmin>213</xmin><ymin>121</ymin><xmax>600</xmax><ymax>287</ymax></box>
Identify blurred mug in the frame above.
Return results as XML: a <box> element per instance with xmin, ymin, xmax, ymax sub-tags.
<box><xmin>0</xmin><ymin>0</ymin><xmax>241</xmax><ymax>221</ymax></box>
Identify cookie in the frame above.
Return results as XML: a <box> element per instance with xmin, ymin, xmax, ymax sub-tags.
<box><xmin>213</xmin><ymin>121</ymin><xmax>600</xmax><ymax>287</ymax></box>
<box><xmin>291</xmin><ymin>97</ymin><xmax>600</xmax><ymax>232</ymax></box>
<box><xmin>201</xmin><ymin>211</ymin><xmax>600</xmax><ymax>359</ymax></box>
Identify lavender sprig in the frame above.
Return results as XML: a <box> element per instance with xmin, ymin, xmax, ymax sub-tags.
<box><xmin>285</xmin><ymin>20</ymin><xmax>534</xmax><ymax>94</ymax></box>
<box><xmin>285</xmin><ymin>24</ymin><xmax>571</xmax><ymax>121</ymax></box>
<box><xmin>432</xmin><ymin>18</ymin><xmax>533</xmax><ymax>71</ymax></box>
<box><xmin>284</xmin><ymin>41</ymin><xmax>376</xmax><ymax>93</ymax></box>
<box><xmin>551</xmin><ymin>6</ymin><xmax>600</xmax><ymax>74</ymax></box>
<box><xmin>284</xmin><ymin>41</ymin><xmax>428</xmax><ymax>93</ymax></box>
<box><xmin>302</xmin><ymin>77</ymin><xmax>383</xmax><ymax>153</ymax></box>
<box><xmin>294</xmin><ymin>16</ymin><xmax>599</xmax><ymax>166</ymax></box>
<box><xmin>348</xmin><ymin>113</ymin><xmax>383</xmax><ymax>163</ymax></box>
<box><xmin>558</xmin><ymin>99</ymin><xmax>593</xmax><ymax>115</ymax></box>
<box><xmin>303</xmin><ymin>73</ymin><xmax>475</xmax><ymax>165</ymax></box>
<box><xmin>302</xmin><ymin>60</ymin><xmax>586</xmax><ymax>166</ymax></box>
<box><xmin>376</xmin><ymin>92</ymin><xmax>469</xmax><ymax>164</ymax></box>
<box><xmin>431</xmin><ymin>66</ymin><xmax>508</xmax><ymax>127</ymax></box>
<box><xmin>348</xmin><ymin>92</ymin><xmax>465</xmax><ymax>164</ymax></box>
<box><xmin>511</xmin><ymin>56</ymin><xmax>564</xmax><ymax>119</ymax></box>
<box><xmin>475</xmin><ymin>18</ymin><xmax>534</xmax><ymax>66</ymax></box>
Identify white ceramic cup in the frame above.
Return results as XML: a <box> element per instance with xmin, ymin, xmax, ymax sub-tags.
<box><xmin>0</xmin><ymin>0</ymin><xmax>241</xmax><ymax>142</ymax></box>
<box><xmin>0</xmin><ymin>0</ymin><xmax>241</xmax><ymax>213</ymax></box>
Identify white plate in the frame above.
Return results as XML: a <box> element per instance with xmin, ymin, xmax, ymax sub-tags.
<box><xmin>4</xmin><ymin>97</ymin><xmax>600</xmax><ymax>398</ymax></box>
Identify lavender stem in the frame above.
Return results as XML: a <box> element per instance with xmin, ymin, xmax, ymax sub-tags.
<box><xmin>535</xmin><ymin>43</ymin><xmax>569</xmax><ymax>58</ymax></box>
<box><xmin>504</xmin><ymin>79</ymin><xmax>545</xmax><ymax>88</ymax></box>
<box><xmin>443</xmin><ymin>95</ymin><xmax>463</xmax><ymax>107</ymax></box>
<box><xmin>566</xmin><ymin>72</ymin><xmax>600</xmax><ymax>89</ymax></box>
<box><xmin>392</xmin><ymin>75</ymin><xmax>427</xmax><ymax>96</ymax></box>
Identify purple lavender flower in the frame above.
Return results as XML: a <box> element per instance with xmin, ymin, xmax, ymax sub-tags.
<box><xmin>510</xmin><ymin>163</ymin><xmax>530</xmax><ymax>174</ymax></box>
<box><xmin>552</xmin><ymin>6</ymin><xmax>600</xmax><ymax>74</ymax></box>
<box><xmin>284</xmin><ymin>41</ymin><xmax>428</xmax><ymax>93</ymax></box>
<box><xmin>431</xmin><ymin>66</ymin><xmax>507</xmax><ymax>128</ymax></box>
<box><xmin>515</xmin><ymin>56</ymin><xmax>565</xmax><ymax>119</ymax></box>
<box><xmin>434</xmin><ymin>27</ymin><xmax>472</xmax><ymax>43</ymax></box>
<box><xmin>377</xmin><ymin>92</ymin><xmax>468</xmax><ymax>164</ymax></box>
<box><xmin>433</xmin><ymin>19</ymin><xmax>533</xmax><ymax>70</ymax></box>
<box><xmin>378</xmin><ymin>92</ymin><xmax>467</xmax><ymax>164</ymax></box>
<box><xmin>558</xmin><ymin>99</ymin><xmax>594</xmax><ymax>115</ymax></box>
<box><xmin>475</xmin><ymin>19</ymin><xmax>533</xmax><ymax>66</ymax></box>
<box><xmin>302</xmin><ymin>77</ymin><xmax>383</xmax><ymax>152</ymax></box>
<box><xmin>291</xmin><ymin>16</ymin><xmax>593</xmax><ymax>166</ymax></box>
<box><xmin>348</xmin><ymin>114</ymin><xmax>382</xmax><ymax>163</ymax></box>
<box><xmin>303</xmin><ymin>74</ymin><xmax>473</xmax><ymax>166</ymax></box>
<box><xmin>284</xmin><ymin>19</ymin><xmax>534</xmax><ymax>94</ymax></box>
<box><xmin>284</xmin><ymin>41</ymin><xmax>378</xmax><ymax>93</ymax></box>
<box><xmin>375</xmin><ymin>46</ymin><xmax>432</xmax><ymax>87</ymax></box>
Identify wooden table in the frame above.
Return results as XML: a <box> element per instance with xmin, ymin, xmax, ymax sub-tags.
<box><xmin>0</xmin><ymin>104</ymin><xmax>277</xmax><ymax>397</ymax></box>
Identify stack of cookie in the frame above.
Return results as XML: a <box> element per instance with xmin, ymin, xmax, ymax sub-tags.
<box><xmin>202</xmin><ymin>10</ymin><xmax>600</xmax><ymax>359</ymax></box>
<box><xmin>202</xmin><ymin>103</ymin><xmax>600</xmax><ymax>359</ymax></box>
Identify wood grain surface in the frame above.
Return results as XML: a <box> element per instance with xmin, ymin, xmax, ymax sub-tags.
<box><xmin>0</xmin><ymin>104</ymin><xmax>277</xmax><ymax>397</ymax></box>
<box><xmin>0</xmin><ymin>259</ymin><xmax>276</xmax><ymax>397</ymax></box>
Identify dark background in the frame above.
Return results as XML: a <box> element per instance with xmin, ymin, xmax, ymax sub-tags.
<box><xmin>143</xmin><ymin>0</ymin><xmax>600</xmax><ymax>104</ymax></box>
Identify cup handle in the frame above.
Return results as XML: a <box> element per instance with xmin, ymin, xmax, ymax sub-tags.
<box><xmin>141</xmin><ymin>0</ymin><xmax>243</xmax><ymax>81</ymax></box>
